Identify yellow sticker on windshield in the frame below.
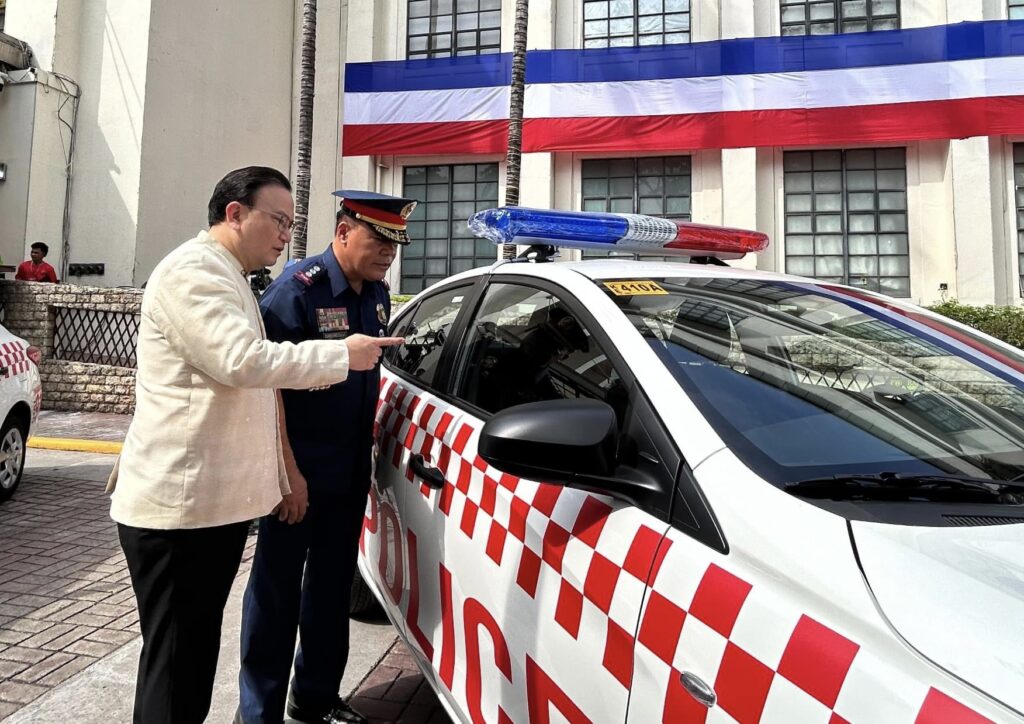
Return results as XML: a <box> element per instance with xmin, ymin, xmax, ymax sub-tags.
<box><xmin>603</xmin><ymin>280</ymin><xmax>667</xmax><ymax>296</ymax></box>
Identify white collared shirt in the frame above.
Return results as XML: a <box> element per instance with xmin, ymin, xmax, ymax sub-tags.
<box><xmin>109</xmin><ymin>230</ymin><xmax>351</xmax><ymax>529</ymax></box>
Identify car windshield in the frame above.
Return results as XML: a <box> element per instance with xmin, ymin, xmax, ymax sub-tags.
<box><xmin>602</xmin><ymin>276</ymin><xmax>1024</xmax><ymax>485</ymax></box>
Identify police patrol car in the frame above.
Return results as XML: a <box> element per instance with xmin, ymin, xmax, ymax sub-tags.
<box><xmin>358</xmin><ymin>207</ymin><xmax>1024</xmax><ymax>724</ymax></box>
<box><xmin>0</xmin><ymin>323</ymin><xmax>41</xmax><ymax>503</ymax></box>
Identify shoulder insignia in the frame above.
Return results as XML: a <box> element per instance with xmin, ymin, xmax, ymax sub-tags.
<box><xmin>293</xmin><ymin>263</ymin><xmax>327</xmax><ymax>287</ymax></box>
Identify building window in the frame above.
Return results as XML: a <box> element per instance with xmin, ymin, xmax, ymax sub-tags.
<box><xmin>401</xmin><ymin>163</ymin><xmax>500</xmax><ymax>293</ymax></box>
<box><xmin>1012</xmin><ymin>0</ymin><xmax>1024</xmax><ymax>20</ymax></box>
<box><xmin>0</xmin><ymin>0</ymin><xmax>5</xmax><ymax>32</ymax></box>
<box><xmin>780</xmin><ymin>0</ymin><xmax>899</xmax><ymax>35</ymax></box>
<box><xmin>784</xmin><ymin>148</ymin><xmax>909</xmax><ymax>297</ymax></box>
<box><xmin>1015</xmin><ymin>144</ymin><xmax>1024</xmax><ymax>296</ymax></box>
<box><xmin>407</xmin><ymin>0</ymin><xmax>501</xmax><ymax>59</ymax></box>
<box><xmin>580</xmin><ymin>156</ymin><xmax>691</xmax><ymax>259</ymax></box>
<box><xmin>583</xmin><ymin>0</ymin><xmax>691</xmax><ymax>48</ymax></box>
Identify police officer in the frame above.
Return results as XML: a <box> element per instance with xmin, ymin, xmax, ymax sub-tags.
<box><xmin>237</xmin><ymin>190</ymin><xmax>416</xmax><ymax>724</ymax></box>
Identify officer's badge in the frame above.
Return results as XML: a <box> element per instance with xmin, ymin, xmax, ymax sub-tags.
<box><xmin>316</xmin><ymin>307</ymin><xmax>349</xmax><ymax>339</ymax></box>
<box><xmin>376</xmin><ymin>303</ymin><xmax>388</xmax><ymax>326</ymax></box>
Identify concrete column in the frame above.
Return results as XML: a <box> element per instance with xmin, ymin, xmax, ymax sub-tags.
<box><xmin>950</xmin><ymin>137</ymin><xmax>998</xmax><ymax>304</ymax></box>
<box><xmin>908</xmin><ymin>141</ymin><xmax>956</xmax><ymax>305</ymax></box>
<box><xmin>901</xmin><ymin>0</ymin><xmax>946</xmax><ymax>27</ymax></box>
<box><xmin>757</xmin><ymin>148</ymin><xmax>784</xmax><ymax>274</ymax></box>
<box><xmin>720</xmin><ymin>0</ymin><xmax>754</xmax><ymax>40</ymax></box>
<box><xmin>722</xmin><ymin>149</ymin><xmax>759</xmax><ymax>270</ymax></box>
<box><xmin>523</xmin><ymin>0</ymin><xmax>554</xmax><ymax>49</ymax></box>
<box><xmin>518</xmin><ymin>153</ymin><xmax>554</xmax><ymax>209</ymax></box>
<box><xmin>945</xmin><ymin>0</ymin><xmax>981</xmax><ymax>22</ymax></box>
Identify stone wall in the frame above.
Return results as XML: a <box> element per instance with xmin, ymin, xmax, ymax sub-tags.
<box><xmin>0</xmin><ymin>281</ymin><xmax>141</xmax><ymax>414</ymax></box>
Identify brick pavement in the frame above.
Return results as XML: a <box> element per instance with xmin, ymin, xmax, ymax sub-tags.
<box><xmin>0</xmin><ymin>470</ymin><xmax>146</xmax><ymax>720</ymax></box>
<box><xmin>2</xmin><ymin>443</ymin><xmax>449</xmax><ymax>723</ymax></box>
<box><xmin>349</xmin><ymin>639</ymin><xmax>452</xmax><ymax>724</ymax></box>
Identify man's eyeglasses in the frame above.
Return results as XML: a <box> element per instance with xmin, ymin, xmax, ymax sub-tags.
<box><xmin>247</xmin><ymin>205</ymin><xmax>295</xmax><ymax>234</ymax></box>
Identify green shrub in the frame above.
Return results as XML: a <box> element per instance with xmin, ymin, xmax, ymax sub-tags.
<box><xmin>390</xmin><ymin>294</ymin><xmax>413</xmax><ymax>304</ymax></box>
<box><xmin>926</xmin><ymin>300</ymin><xmax>1024</xmax><ymax>349</ymax></box>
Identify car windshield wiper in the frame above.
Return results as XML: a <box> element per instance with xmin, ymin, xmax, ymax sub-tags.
<box><xmin>785</xmin><ymin>472</ymin><xmax>1024</xmax><ymax>503</ymax></box>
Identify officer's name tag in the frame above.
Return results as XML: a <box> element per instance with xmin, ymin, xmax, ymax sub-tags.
<box><xmin>317</xmin><ymin>307</ymin><xmax>349</xmax><ymax>338</ymax></box>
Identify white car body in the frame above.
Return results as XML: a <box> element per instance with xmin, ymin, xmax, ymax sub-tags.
<box><xmin>358</xmin><ymin>258</ymin><xmax>1023</xmax><ymax>724</ymax></box>
<box><xmin>0</xmin><ymin>323</ymin><xmax>40</xmax><ymax>500</ymax></box>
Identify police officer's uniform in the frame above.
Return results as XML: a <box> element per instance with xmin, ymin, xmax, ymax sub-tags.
<box><xmin>238</xmin><ymin>191</ymin><xmax>414</xmax><ymax>724</ymax></box>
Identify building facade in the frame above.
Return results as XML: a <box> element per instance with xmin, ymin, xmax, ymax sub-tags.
<box><xmin>3</xmin><ymin>0</ymin><xmax>1024</xmax><ymax>307</ymax></box>
<box><xmin>0</xmin><ymin>0</ymin><xmax>342</xmax><ymax>287</ymax></box>
<box><xmin>341</xmin><ymin>0</ymin><xmax>1024</xmax><ymax>308</ymax></box>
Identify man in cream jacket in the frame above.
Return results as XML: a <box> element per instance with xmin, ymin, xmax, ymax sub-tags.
<box><xmin>107</xmin><ymin>166</ymin><xmax>402</xmax><ymax>724</ymax></box>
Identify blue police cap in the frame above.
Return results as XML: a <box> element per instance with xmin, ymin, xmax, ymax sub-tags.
<box><xmin>333</xmin><ymin>190</ymin><xmax>418</xmax><ymax>245</ymax></box>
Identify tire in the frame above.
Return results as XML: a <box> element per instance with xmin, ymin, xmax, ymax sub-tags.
<box><xmin>349</xmin><ymin>570</ymin><xmax>381</xmax><ymax>616</ymax></box>
<box><xmin>0</xmin><ymin>415</ymin><xmax>28</xmax><ymax>503</ymax></box>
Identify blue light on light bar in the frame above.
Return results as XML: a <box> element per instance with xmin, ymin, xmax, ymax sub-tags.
<box><xmin>468</xmin><ymin>207</ymin><xmax>769</xmax><ymax>257</ymax></box>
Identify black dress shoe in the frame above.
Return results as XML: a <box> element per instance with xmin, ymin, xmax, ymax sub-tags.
<box><xmin>287</xmin><ymin>693</ymin><xmax>369</xmax><ymax>724</ymax></box>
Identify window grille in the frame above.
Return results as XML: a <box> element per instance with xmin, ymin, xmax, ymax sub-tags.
<box><xmin>401</xmin><ymin>163</ymin><xmax>500</xmax><ymax>293</ymax></box>
<box><xmin>1011</xmin><ymin>0</ymin><xmax>1024</xmax><ymax>20</ymax></box>
<box><xmin>583</xmin><ymin>0</ymin><xmax>691</xmax><ymax>48</ymax></box>
<box><xmin>780</xmin><ymin>0</ymin><xmax>899</xmax><ymax>35</ymax></box>
<box><xmin>784</xmin><ymin>147</ymin><xmax>910</xmax><ymax>297</ymax></box>
<box><xmin>407</xmin><ymin>0</ymin><xmax>501</xmax><ymax>59</ymax></box>
<box><xmin>581</xmin><ymin>156</ymin><xmax>691</xmax><ymax>260</ymax></box>
<box><xmin>53</xmin><ymin>307</ymin><xmax>140</xmax><ymax>368</ymax></box>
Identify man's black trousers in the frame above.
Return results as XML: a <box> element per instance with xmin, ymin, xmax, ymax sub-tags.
<box><xmin>118</xmin><ymin>520</ymin><xmax>249</xmax><ymax>724</ymax></box>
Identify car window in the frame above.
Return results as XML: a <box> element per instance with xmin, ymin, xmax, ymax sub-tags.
<box><xmin>386</xmin><ymin>285</ymin><xmax>471</xmax><ymax>387</ymax></box>
<box><xmin>603</xmin><ymin>276</ymin><xmax>1024</xmax><ymax>485</ymax></box>
<box><xmin>452</xmin><ymin>283</ymin><xmax>627</xmax><ymax>419</ymax></box>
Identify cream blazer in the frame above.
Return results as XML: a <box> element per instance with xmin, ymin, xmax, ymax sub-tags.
<box><xmin>108</xmin><ymin>231</ymin><xmax>351</xmax><ymax>529</ymax></box>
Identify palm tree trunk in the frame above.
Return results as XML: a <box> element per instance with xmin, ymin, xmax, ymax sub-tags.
<box><xmin>292</xmin><ymin>0</ymin><xmax>317</xmax><ymax>259</ymax></box>
<box><xmin>502</xmin><ymin>0</ymin><xmax>529</xmax><ymax>260</ymax></box>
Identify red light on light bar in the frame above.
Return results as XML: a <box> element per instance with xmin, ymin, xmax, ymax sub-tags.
<box><xmin>663</xmin><ymin>221</ymin><xmax>769</xmax><ymax>255</ymax></box>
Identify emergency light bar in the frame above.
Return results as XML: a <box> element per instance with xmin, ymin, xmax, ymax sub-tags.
<box><xmin>468</xmin><ymin>207</ymin><xmax>769</xmax><ymax>259</ymax></box>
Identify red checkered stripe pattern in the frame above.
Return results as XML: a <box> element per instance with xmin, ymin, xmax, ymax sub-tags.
<box><xmin>627</xmin><ymin>527</ymin><xmax>995</xmax><ymax>724</ymax></box>
<box><xmin>374</xmin><ymin>377</ymin><xmax>676</xmax><ymax>706</ymax></box>
<box><xmin>371</xmin><ymin>377</ymin><xmax>994</xmax><ymax>724</ymax></box>
<box><xmin>0</xmin><ymin>341</ymin><xmax>30</xmax><ymax>378</ymax></box>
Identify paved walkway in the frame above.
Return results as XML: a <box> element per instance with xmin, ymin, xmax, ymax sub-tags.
<box><xmin>0</xmin><ymin>460</ymin><xmax>138</xmax><ymax>719</ymax></box>
<box><xmin>1</xmin><ymin>437</ymin><xmax>452</xmax><ymax>722</ymax></box>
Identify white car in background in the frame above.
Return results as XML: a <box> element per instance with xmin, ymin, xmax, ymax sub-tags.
<box><xmin>0</xmin><ymin>324</ymin><xmax>41</xmax><ymax>502</ymax></box>
<box><xmin>358</xmin><ymin>208</ymin><xmax>1024</xmax><ymax>724</ymax></box>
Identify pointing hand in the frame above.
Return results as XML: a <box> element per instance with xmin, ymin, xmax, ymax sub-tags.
<box><xmin>345</xmin><ymin>334</ymin><xmax>404</xmax><ymax>371</ymax></box>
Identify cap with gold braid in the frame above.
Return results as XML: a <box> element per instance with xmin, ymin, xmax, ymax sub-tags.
<box><xmin>332</xmin><ymin>190</ymin><xmax>418</xmax><ymax>245</ymax></box>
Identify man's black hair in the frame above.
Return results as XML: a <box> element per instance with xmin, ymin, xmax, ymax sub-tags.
<box><xmin>207</xmin><ymin>166</ymin><xmax>291</xmax><ymax>226</ymax></box>
<box><xmin>30</xmin><ymin>242</ymin><xmax>49</xmax><ymax>256</ymax></box>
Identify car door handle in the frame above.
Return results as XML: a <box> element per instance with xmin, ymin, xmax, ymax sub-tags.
<box><xmin>410</xmin><ymin>454</ymin><xmax>445</xmax><ymax>489</ymax></box>
<box><xmin>679</xmin><ymin>672</ymin><xmax>716</xmax><ymax>708</ymax></box>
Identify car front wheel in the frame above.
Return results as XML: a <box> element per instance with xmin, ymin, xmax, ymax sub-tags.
<box><xmin>0</xmin><ymin>415</ymin><xmax>27</xmax><ymax>502</ymax></box>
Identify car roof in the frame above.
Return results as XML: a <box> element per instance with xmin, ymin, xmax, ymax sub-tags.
<box><xmin>541</xmin><ymin>258</ymin><xmax>795</xmax><ymax>282</ymax></box>
<box><xmin>464</xmin><ymin>257</ymin><xmax>813</xmax><ymax>286</ymax></box>
<box><xmin>429</xmin><ymin>255</ymin><xmax>890</xmax><ymax>306</ymax></box>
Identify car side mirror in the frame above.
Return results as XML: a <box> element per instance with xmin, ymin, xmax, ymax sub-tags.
<box><xmin>479</xmin><ymin>399</ymin><xmax>619</xmax><ymax>484</ymax></box>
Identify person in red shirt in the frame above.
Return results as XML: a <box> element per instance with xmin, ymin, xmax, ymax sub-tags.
<box><xmin>15</xmin><ymin>242</ymin><xmax>59</xmax><ymax>283</ymax></box>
